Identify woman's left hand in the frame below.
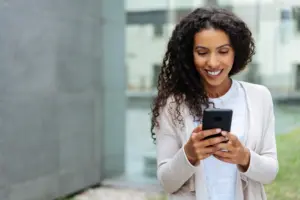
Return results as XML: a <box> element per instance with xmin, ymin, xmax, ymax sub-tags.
<box><xmin>213</xmin><ymin>132</ymin><xmax>250</xmax><ymax>171</ymax></box>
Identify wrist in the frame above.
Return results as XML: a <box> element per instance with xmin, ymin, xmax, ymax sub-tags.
<box><xmin>187</xmin><ymin>154</ymin><xmax>197</xmax><ymax>163</ymax></box>
<box><xmin>240</xmin><ymin>148</ymin><xmax>250</xmax><ymax>171</ymax></box>
<box><xmin>184</xmin><ymin>144</ymin><xmax>198</xmax><ymax>164</ymax></box>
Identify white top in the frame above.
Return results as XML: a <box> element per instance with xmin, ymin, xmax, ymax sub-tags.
<box><xmin>194</xmin><ymin>80</ymin><xmax>247</xmax><ymax>200</ymax></box>
<box><xmin>154</xmin><ymin>81</ymin><xmax>278</xmax><ymax>200</ymax></box>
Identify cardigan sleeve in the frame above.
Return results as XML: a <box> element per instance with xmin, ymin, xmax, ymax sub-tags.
<box><xmin>239</xmin><ymin>87</ymin><xmax>279</xmax><ymax>184</ymax></box>
<box><xmin>154</xmin><ymin>99</ymin><xmax>198</xmax><ymax>194</ymax></box>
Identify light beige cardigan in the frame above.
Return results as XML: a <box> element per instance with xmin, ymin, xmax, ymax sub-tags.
<box><xmin>154</xmin><ymin>81</ymin><xmax>279</xmax><ymax>200</ymax></box>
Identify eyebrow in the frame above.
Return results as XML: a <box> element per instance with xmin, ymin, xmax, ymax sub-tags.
<box><xmin>195</xmin><ymin>44</ymin><xmax>231</xmax><ymax>50</ymax></box>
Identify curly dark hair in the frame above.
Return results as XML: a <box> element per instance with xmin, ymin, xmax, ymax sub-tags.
<box><xmin>150</xmin><ymin>7</ymin><xmax>255</xmax><ymax>142</ymax></box>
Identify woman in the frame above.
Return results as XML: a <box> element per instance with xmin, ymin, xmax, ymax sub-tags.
<box><xmin>151</xmin><ymin>7</ymin><xmax>278</xmax><ymax>200</ymax></box>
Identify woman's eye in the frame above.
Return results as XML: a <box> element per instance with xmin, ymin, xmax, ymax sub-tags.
<box><xmin>197</xmin><ymin>52</ymin><xmax>207</xmax><ymax>56</ymax></box>
<box><xmin>220</xmin><ymin>51</ymin><xmax>229</xmax><ymax>54</ymax></box>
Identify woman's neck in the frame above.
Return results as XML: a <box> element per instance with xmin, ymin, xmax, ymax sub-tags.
<box><xmin>205</xmin><ymin>78</ymin><xmax>232</xmax><ymax>98</ymax></box>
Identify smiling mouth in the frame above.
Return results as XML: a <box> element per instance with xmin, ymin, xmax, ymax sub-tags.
<box><xmin>205</xmin><ymin>69</ymin><xmax>223</xmax><ymax>76</ymax></box>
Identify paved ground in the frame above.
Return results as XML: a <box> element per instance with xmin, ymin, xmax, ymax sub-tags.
<box><xmin>73</xmin><ymin>187</ymin><xmax>165</xmax><ymax>200</ymax></box>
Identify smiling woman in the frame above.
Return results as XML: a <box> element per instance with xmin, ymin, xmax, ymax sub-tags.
<box><xmin>151</xmin><ymin>7</ymin><xmax>278</xmax><ymax>200</ymax></box>
<box><xmin>193</xmin><ymin>29</ymin><xmax>235</xmax><ymax>97</ymax></box>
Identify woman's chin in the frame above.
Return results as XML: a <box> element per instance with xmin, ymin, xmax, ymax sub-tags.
<box><xmin>203</xmin><ymin>77</ymin><xmax>226</xmax><ymax>88</ymax></box>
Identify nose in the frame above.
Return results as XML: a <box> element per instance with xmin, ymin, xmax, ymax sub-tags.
<box><xmin>207</xmin><ymin>54</ymin><xmax>220</xmax><ymax>68</ymax></box>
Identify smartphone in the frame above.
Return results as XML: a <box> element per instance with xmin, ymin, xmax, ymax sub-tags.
<box><xmin>202</xmin><ymin>108</ymin><xmax>233</xmax><ymax>140</ymax></box>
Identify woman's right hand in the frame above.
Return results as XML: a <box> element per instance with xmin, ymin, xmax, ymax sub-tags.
<box><xmin>184</xmin><ymin>125</ymin><xmax>228</xmax><ymax>165</ymax></box>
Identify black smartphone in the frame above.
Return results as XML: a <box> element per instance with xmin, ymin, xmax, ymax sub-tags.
<box><xmin>202</xmin><ymin>108</ymin><xmax>233</xmax><ymax>140</ymax></box>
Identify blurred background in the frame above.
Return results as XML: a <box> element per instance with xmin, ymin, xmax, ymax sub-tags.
<box><xmin>0</xmin><ymin>0</ymin><xmax>299</xmax><ymax>200</ymax></box>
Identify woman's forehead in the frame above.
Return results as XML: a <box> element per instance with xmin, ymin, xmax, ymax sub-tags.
<box><xmin>194</xmin><ymin>29</ymin><xmax>231</xmax><ymax>48</ymax></box>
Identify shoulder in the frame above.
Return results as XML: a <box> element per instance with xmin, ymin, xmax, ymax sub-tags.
<box><xmin>238</xmin><ymin>81</ymin><xmax>274</xmax><ymax>126</ymax></box>
<box><xmin>154</xmin><ymin>95</ymin><xmax>188</xmax><ymax>133</ymax></box>
<box><xmin>157</xmin><ymin>95</ymin><xmax>188</xmax><ymax>121</ymax></box>
<box><xmin>238</xmin><ymin>81</ymin><xmax>273</xmax><ymax>102</ymax></box>
<box><xmin>238</xmin><ymin>81</ymin><xmax>270</xmax><ymax>93</ymax></box>
<box><xmin>163</xmin><ymin>95</ymin><xmax>188</xmax><ymax>112</ymax></box>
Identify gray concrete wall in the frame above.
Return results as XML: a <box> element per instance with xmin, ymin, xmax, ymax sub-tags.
<box><xmin>0</xmin><ymin>0</ymin><xmax>126</xmax><ymax>199</ymax></box>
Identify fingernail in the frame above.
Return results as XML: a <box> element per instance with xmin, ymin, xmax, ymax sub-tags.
<box><xmin>221</xmin><ymin>131</ymin><xmax>227</xmax><ymax>136</ymax></box>
<box><xmin>216</xmin><ymin>128</ymin><xmax>221</xmax><ymax>133</ymax></box>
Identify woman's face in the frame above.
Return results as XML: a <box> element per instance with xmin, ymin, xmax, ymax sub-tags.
<box><xmin>193</xmin><ymin>28</ymin><xmax>235</xmax><ymax>88</ymax></box>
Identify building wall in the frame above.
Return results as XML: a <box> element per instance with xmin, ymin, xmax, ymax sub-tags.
<box><xmin>126</xmin><ymin>0</ymin><xmax>205</xmax><ymax>12</ymax></box>
<box><xmin>126</xmin><ymin>25</ymin><xmax>169</xmax><ymax>90</ymax></box>
<box><xmin>126</xmin><ymin>1</ymin><xmax>300</xmax><ymax>91</ymax></box>
<box><xmin>255</xmin><ymin>2</ymin><xmax>300</xmax><ymax>90</ymax></box>
<box><xmin>0</xmin><ymin>0</ymin><xmax>126</xmax><ymax>199</ymax></box>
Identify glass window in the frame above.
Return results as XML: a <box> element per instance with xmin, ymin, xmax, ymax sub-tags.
<box><xmin>293</xmin><ymin>7</ymin><xmax>300</xmax><ymax>32</ymax></box>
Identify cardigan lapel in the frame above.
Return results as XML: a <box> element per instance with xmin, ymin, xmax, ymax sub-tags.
<box><xmin>239</xmin><ymin>81</ymin><xmax>253</xmax><ymax>147</ymax></box>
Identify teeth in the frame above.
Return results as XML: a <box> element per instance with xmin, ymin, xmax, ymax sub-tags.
<box><xmin>207</xmin><ymin>70</ymin><xmax>222</xmax><ymax>76</ymax></box>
